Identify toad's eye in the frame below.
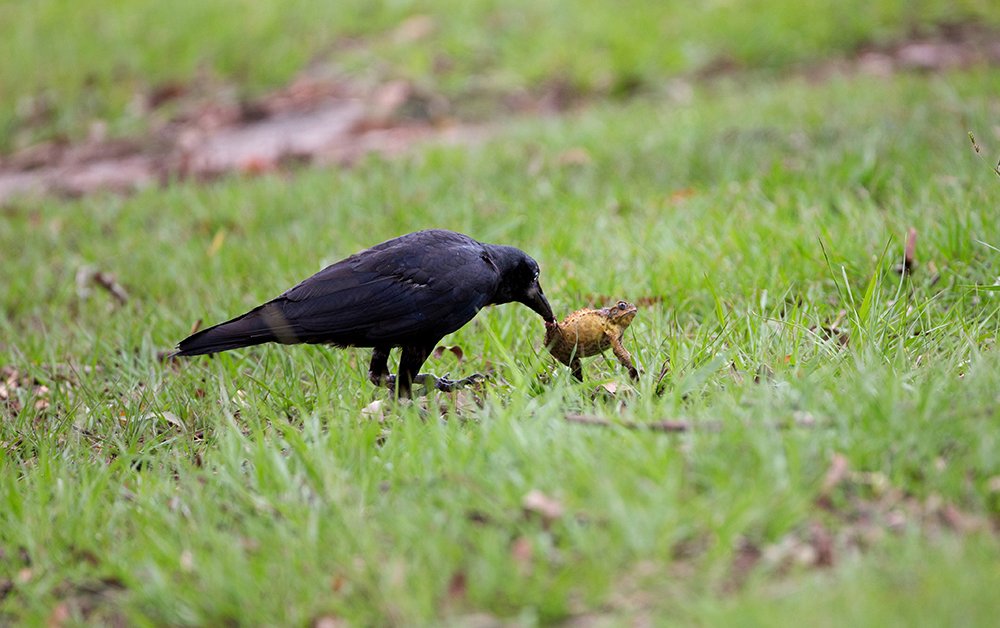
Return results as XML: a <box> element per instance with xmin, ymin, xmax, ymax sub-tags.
<box><xmin>618</xmin><ymin>301</ymin><xmax>627</xmax><ymax>310</ymax></box>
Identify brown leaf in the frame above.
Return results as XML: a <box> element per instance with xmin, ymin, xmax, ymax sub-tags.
<box><xmin>147</xmin><ymin>81</ymin><xmax>188</xmax><ymax>109</ymax></box>
<box><xmin>393</xmin><ymin>15</ymin><xmax>436</xmax><ymax>44</ymax></box>
<box><xmin>668</xmin><ymin>188</ymin><xmax>696</xmax><ymax>203</ymax></box>
<box><xmin>725</xmin><ymin>538</ymin><xmax>762</xmax><ymax>591</ymax></box>
<box><xmin>363</xmin><ymin>80</ymin><xmax>413</xmax><ymax>128</ymax></box>
<box><xmin>312</xmin><ymin>616</ymin><xmax>346</xmax><ymax>628</ymax></box>
<box><xmin>159</xmin><ymin>411</ymin><xmax>183</xmax><ymax>428</ymax></box>
<box><xmin>206</xmin><ymin>228</ymin><xmax>227</xmax><ymax>257</ymax></box>
<box><xmin>510</xmin><ymin>536</ymin><xmax>533</xmax><ymax>571</ymax></box>
<box><xmin>432</xmin><ymin>345</ymin><xmax>464</xmax><ymax>363</ymax></box>
<box><xmin>556</xmin><ymin>147</ymin><xmax>591</xmax><ymax>167</ymax></box>
<box><xmin>446</xmin><ymin>571</ymin><xmax>467</xmax><ymax>602</ymax></box>
<box><xmin>634</xmin><ymin>295</ymin><xmax>664</xmax><ymax>307</ymax></box>
<box><xmin>444</xmin><ymin>389</ymin><xmax>482</xmax><ymax>416</ymax></box>
<box><xmin>987</xmin><ymin>475</ymin><xmax>1000</xmax><ymax>493</ymax></box>
<box><xmin>820</xmin><ymin>453</ymin><xmax>850</xmax><ymax>496</ymax></box>
<box><xmin>47</xmin><ymin>601</ymin><xmax>72</xmax><ymax>628</ymax></box>
<box><xmin>809</xmin><ymin>520</ymin><xmax>835</xmax><ymax>567</ymax></box>
<box><xmin>938</xmin><ymin>502</ymin><xmax>986</xmax><ymax>533</ymax></box>
<box><xmin>239</xmin><ymin>155</ymin><xmax>276</xmax><ymax>175</ymax></box>
<box><xmin>360</xmin><ymin>399</ymin><xmax>388</xmax><ymax>423</ymax></box>
<box><xmin>597</xmin><ymin>381</ymin><xmax>618</xmax><ymax>395</ymax></box>
<box><xmin>2</xmin><ymin>365</ymin><xmax>18</xmax><ymax>387</ymax></box>
<box><xmin>522</xmin><ymin>489</ymin><xmax>564</xmax><ymax>526</ymax></box>
<box><xmin>466</xmin><ymin>510</ymin><xmax>492</xmax><ymax>525</ymax></box>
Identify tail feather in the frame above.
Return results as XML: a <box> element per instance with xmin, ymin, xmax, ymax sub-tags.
<box><xmin>175</xmin><ymin>304</ymin><xmax>282</xmax><ymax>356</ymax></box>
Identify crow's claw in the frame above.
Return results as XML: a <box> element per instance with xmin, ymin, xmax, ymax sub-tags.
<box><xmin>428</xmin><ymin>372</ymin><xmax>487</xmax><ymax>392</ymax></box>
<box><xmin>379</xmin><ymin>374</ymin><xmax>398</xmax><ymax>389</ymax></box>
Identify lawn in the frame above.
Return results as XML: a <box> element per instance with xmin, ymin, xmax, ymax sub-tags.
<box><xmin>2</xmin><ymin>2</ymin><xmax>1000</xmax><ymax>626</ymax></box>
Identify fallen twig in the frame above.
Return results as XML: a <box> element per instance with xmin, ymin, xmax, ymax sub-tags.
<box><xmin>75</xmin><ymin>266</ymin><xmax>129</xmax><ymax>305</ymax></box>
<box><xmin>564</xmin><ymin>412</ymin><xmax>819</xmax><ymax>433</ymax></box>
<box><xmin>895</xmin><ymin>227</ymin><xmax>918</xmax><ymax>275</ymax></box>
<box><xmin>564</xmin><ymin>413</ymin><xmax>719</xmax><ymax>432</ymax></box>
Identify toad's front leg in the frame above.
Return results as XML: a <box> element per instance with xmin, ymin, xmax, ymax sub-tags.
<box><xmin>609</xmin><ymin>334</ymin><xmax>639</xmax><ymax>380</ymax></box>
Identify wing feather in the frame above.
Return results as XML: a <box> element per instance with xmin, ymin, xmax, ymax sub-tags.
<box><xmin>264</xmin><ymin>230</ymin><xmax>498</xmax><ymax>345</ymax></box>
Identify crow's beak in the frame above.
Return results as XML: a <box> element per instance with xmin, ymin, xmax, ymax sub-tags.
<box><xmin>523</xmin><ymin>280</ymin><xmax>555</xmax><ymax>323</ymax></box>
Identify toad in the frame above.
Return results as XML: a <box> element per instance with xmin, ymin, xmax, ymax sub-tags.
<box><xmin>544</xmin><ymin>300</ymin><xmax>639</xmax><ymax>381</ymax></box>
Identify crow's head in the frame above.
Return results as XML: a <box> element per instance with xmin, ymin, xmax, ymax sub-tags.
<box><xmin>488</xmin><ymin>245</ymin><xmax>555</xmax><ymax>323</ymax></box>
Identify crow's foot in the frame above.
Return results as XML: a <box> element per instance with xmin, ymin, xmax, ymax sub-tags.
<box><xmin>379</xmin><ymin>372</ymin><xmax>487</xmax><ymax>394</ymax></box>
<box><xmin>424</xmin><ymin>372</ymin><xmax>487</xmax><ymax>392</ymax></box>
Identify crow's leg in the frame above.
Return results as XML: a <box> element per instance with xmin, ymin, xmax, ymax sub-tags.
<box><xmin>368</xmin><ymin>346</ymin><xmax>393</xmax><ymax>387</ymax></box>
<box><xmin>397</xmin><ymin>343</ymin><xmax>434</xmax><ymax>398</ymax></box>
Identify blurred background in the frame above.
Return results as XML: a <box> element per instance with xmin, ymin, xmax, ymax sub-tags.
<box><xmin>3</xmin><ymin>0</ymin><xmax>998</xmax><ymax>157</ymax></box>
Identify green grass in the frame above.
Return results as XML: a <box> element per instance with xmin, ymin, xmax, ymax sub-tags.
<box><xmin>3</xmin><ymin>0</ymin><xmax>1000</xmax><ymax>621</ymax></box>
<box><xmin>3</xmin><ymin>0</ymin><xmax>999</xmax><ymax>150</ymax></box>
<box><xmin>2</xmin><ymin>66</ymin><xmax>999</xmax><ymax>624</ymax></box>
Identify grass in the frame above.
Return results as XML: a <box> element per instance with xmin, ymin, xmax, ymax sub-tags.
<box><xmin>3</xmin><ymin>68</ymin><xmax>999</xmax><ymax>624</ymax></box>
<box><xmin>2</xmin><ymin>2</ymin><xmax>1000</xmax><ymax>625</ymax></box>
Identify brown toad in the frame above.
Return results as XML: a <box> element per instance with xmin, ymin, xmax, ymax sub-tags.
<box><xmin>544</xmin><ymin>300</ymin><xmax>639</xmax><ymax>381</ymax></box>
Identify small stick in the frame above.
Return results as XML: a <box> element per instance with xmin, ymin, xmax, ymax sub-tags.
<box><xmin>564</xmin><ymin>413</ymin><xmax>720</xmax><ymax>432</ymax></box>
<box><xmin>895</xmin><ymin>227</ymin><xmax>917</xmax><ymax>275</ymax></box>
<box><xmin>564</xmin><ymin>413</ymin><xmax>819</xmax><ymax>433</ymax></box>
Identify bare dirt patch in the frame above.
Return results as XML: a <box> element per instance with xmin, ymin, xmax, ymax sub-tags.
<box><xmin>0</xmin><ymin>76</ymin><xmax>484</xmax><ymax>202</ymax></box>
<box><xmin>2</xmin><ymin>22</ymin><xmax>998</xmax><ymax>203</ymax></box>
<box><xmin>808</xmin><ymin>21</ymin><xmax>1000</xmax><ymax>80</ymax></box>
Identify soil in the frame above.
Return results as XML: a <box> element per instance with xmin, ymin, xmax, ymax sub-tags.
<box><xmin>1</xmin><ymin>22</ymin><xmax>997</xmax><ymax>202</ymax></box>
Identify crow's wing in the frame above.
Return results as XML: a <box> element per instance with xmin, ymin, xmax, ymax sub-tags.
<box><xmin>267</xmin><ymin>231</ymin><xmax>499</xmax><ymax>345</ymax></box>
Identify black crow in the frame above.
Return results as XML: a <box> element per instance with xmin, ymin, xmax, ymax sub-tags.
<box><xmin>173</xmin><ymin>229</ymin><xmax>555</xmax><ymax>397</ymax></box>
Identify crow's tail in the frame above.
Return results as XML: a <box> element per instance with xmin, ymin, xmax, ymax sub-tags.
<box><xmin>174</xmin><ymin>302</ymin><xmax>299</xmax><ymax>356</ymax></box>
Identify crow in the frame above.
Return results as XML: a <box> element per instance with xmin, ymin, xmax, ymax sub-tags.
<box><xmin>173</xmin><ymin>229</ymin><xmax>555</xmax><ymax>397</ymax></box>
